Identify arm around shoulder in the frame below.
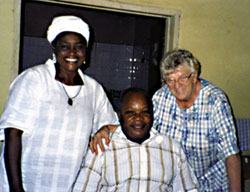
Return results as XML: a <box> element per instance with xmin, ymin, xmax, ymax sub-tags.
<box><xmin>89</xmin><ymin>124</ymin><xmax>119</xmax><ymax>155</ymax></box>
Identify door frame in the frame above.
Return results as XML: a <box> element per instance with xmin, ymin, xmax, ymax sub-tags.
<box><xmin>40</xmin><ymin>0</ymin><xmax>181</xmax><ymax>51</ymax></box>
<box><xmin>12</xmin><ymin>0</ymin><xmax>181</xmax><ymax>79</ymax></box>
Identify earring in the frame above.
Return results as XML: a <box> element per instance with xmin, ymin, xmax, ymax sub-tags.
<box><xmin>52</xmin><ymin>53</ymin><xmax>57</xmax><ymax>63</ymax></box>
<box><xmin>83</xmin><ymin>61</ymin><xmax>86</xmax><ymax>64</ymax></box>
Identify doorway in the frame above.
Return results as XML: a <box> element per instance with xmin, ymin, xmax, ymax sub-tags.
<box><xmin>20</xmin><ymin>0</ymin><xmax>177</xmax><ymax>108</ymax></box>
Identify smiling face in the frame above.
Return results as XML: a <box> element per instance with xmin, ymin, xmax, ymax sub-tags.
<box><xmin>53</xmin><ymin>32</ymin><xmax>87</xmax><ymax>76</ymax></box>
<box><xmin>120</xmin><ymin>91</ymin><xmax>152</xmax><ymax>144</ymax></box>
<box><xmin>165</xmin><ymin>64</ymin><xmax>198</xmax><ymax>102</ymax></box>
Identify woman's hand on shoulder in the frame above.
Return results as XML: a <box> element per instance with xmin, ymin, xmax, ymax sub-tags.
<box><xmin>89</xmin><ymin>125</ymin><xmax>119</xmax><ymax>155</ymax></box>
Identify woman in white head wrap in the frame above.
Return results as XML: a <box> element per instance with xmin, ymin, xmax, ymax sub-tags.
<box><xmin>0</xmin><ymin>15</ymin><xmax>118</xmax><ymax>192</ymax></box>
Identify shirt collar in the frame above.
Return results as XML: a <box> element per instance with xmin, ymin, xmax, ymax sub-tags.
<box><xmin>113</xmin><ymin>126</ymin><xmax>161</xmax><ymax>145</ymax></box>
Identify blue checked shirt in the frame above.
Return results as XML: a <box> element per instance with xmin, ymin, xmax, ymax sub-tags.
<box><xmin>152</xmin><ymin>78</ymin><xmax>239</xmax><ymax>192</ymax></box>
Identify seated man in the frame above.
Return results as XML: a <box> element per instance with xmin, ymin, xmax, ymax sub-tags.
<box><xmin>73</xmin><ymin>88</ymin><xmax>199</xmax><ymax>191</ymax></box>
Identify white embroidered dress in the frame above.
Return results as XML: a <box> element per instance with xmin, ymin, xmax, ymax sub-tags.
<box><xmin>0</xmin><ymin>59</ymin><xmax>118</xmax><ymax>192</ymax></box>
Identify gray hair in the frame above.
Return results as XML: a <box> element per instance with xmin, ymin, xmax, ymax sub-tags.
<box><xmin>160</xmin><ymin>49</ymin><xmax>201</xmax><ymax>84</ymax></box>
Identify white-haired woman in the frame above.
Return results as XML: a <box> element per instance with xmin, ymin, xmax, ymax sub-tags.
<box><xmin>0</xmin><ymin>15</ymin><xmax>118</xmax><ymax>192</ymax></box>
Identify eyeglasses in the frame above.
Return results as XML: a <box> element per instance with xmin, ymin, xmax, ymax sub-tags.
<box><xmin>165</xmin><ymin>73</ymin><xmax>193</xmax><ymax>86</ymax></box>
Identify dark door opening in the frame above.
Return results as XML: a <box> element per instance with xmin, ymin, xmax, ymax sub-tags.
<box><xmin>20</xmin><ymin>0</ymin><xmax>165</xmax><ymax>109</ymax></box>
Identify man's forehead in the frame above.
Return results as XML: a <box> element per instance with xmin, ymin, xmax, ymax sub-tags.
<box><xmin>123</xmin><ymin>92</ymin><xmax>146</xmax><ymax>105</ymax></box>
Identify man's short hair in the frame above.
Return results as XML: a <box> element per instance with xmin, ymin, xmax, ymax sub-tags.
<box><xmin>120</xmin><ymin>87</ymin><xmax>153</xmax><ymax>114</ymax></box>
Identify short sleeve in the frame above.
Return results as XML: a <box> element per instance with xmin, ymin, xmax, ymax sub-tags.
<box><xmin>92</xmin><ymin>85</ymin><xmax>119</xmax><ymax>135</ymax></box>
<box><xmin>0</xmin><ymin>69</ymin><xmax>41</xmax><ymax>138</ymax></box>
<box><xmin>213</xmin><ymin>97</ymin><xmax>239</xmax><ymax>159</ymax></box>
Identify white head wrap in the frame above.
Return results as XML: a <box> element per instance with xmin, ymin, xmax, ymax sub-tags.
<box><xmin>47</xmin><ymin>15</ymin><xmax>90</xmax><ymax>45</ymax></box>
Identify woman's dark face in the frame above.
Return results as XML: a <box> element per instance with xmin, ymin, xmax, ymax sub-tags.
<box><xmin>53</xmin><ymin>32</ymin><xmax>87</xmax><ymax>75</ymax></box>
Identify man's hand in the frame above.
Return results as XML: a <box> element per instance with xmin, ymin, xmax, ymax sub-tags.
<box><xmin>89</xmin><ymin>125</ymin><xmax>119</xmax><ymax>155</ymax></box>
